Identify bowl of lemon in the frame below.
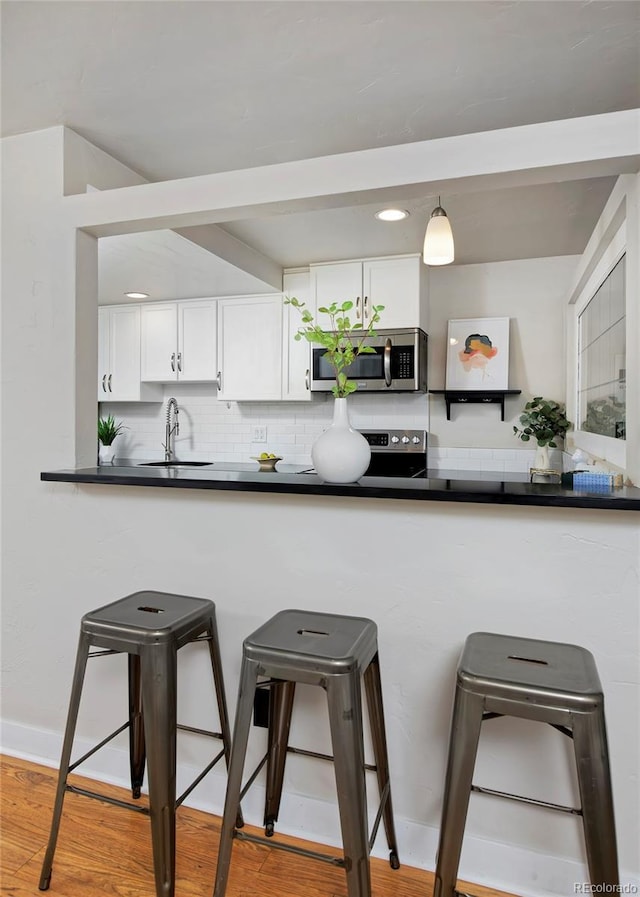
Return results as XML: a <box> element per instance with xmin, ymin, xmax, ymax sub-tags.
<box><xmin>251</xmin><ymin>452</ymin><xmax>283</xmax><ymax>472</ymax></box>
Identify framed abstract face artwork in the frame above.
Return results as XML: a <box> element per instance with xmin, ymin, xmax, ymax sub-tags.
<box><xmin>445</xmin><ymin>317</ymin><xmax>510</xmax><ymax>390</ymax></box>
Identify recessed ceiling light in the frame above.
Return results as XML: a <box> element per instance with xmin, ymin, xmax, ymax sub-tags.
<box><xmin>374</xmin><ymin>208</ymin><xmax>409</xmax><ymax>222</ymax></box>
<box><xmin>125</xmin><ymin>291</ymin><xmax>149</xmax><ymax>299</ymax></box>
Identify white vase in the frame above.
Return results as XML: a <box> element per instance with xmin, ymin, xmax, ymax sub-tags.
<box><xmin>533</xmin><ymin>443</ymin><xmax>550</xmax><ymax>470</ymax></box>
<box><xmin>98</xmin><ymin>443</ymin><xmax>116</xmax><ymax>465</ymax></box>
<box><xmin>312</xmin><ymin>398</ymin><xmax>371</xmax><ymax>483</ymax></box>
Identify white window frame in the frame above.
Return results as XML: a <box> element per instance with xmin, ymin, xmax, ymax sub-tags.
<box><xmin>571</xmin><ymin>223</ymin><xmax>627</xmax><ymax>470</ymax></box>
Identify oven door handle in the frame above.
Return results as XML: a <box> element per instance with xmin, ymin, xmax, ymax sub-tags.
<box><xmin>383</xmin><ymin>338</ymin><xmax>392</xmax><ymax>387</ymax></box>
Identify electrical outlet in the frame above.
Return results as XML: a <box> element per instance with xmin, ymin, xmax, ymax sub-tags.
<box><xmin>252</xmin><ymin>426</ymin><xmax>267</xmax><ymax>442</ymax></box>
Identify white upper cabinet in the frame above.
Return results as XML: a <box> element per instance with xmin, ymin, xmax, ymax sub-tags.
<box><xmin>311</xmin><ymin>262</ymin><xmax>363</xmax><ymax>314</ymax></box>
<box><xmin>309</xmin><ymin>254</ymin><xmax>428</xmax><ymax>331</ymax></box>
<box><xmin>178</xmin><ymin>300</ymin><xmax>218</xmax><ymax>381</ymax></box>
<box><xmin>140</xmin><ymin>299</ymin><xmax>217</xmax><ymax>382</ymax></box>
<box><xmin>217</xmin><ymin>294</ymin><xmax>283</xmax><ymax>401</ymax></box>
<box><xmin>282</xmin><ymin>273</ymin><xmax>312</xmax><ymax>401</ymax></box>
<box><xmin>140</xmin><ymin>303</ymin><xmax>176</xmax><ymax>381</ymax></box>
<box><xmin>98</xmin><ymin>305</ymin><xmax>162</xmax><ymax>402</ymax></box>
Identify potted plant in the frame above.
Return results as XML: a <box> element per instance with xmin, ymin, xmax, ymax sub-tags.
<box><xmin>285</xmin><ymin>296</ymin><xmax>383</xmax><ymax>483</ymax></box>
<box><xmin>98</xmin><ymin>414</ymin><xmax>126</xmax><ymax>464</ymax></box>
<box><xmin>513</xmin><ymin>396</ymin><xmax>571</xmax><ymax>470</ymax></box>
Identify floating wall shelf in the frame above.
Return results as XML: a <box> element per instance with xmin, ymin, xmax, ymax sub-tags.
<box><xmin>429</xmin><ymin>390</ymin><xmax>522</xmax><ymax>421</ymax></box>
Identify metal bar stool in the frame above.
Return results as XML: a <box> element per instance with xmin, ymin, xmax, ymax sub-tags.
<box><xmin>434</xmin><ymin>631</ymin><xmax>619</xmax><ymax>896</ymax></box>
<box><xmin>213</xmin><ymin>609</ymin><xmax>400</xmax><ymax>897</ymax></box>
<box><xmin>39</xmin><ymin>590</ymin><xmax>240</xmax><ymax>897</ymax></box>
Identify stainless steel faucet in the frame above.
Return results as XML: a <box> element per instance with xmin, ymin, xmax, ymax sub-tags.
<box><xmin>163</xmin><ymin>397</ymin><xmax>180</xmax><ymax>461</ymax></box>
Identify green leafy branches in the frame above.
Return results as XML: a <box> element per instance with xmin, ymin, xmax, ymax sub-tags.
<box><xmin>284</xmin><ymin>297</ymin><xmax>384</xmax><ymax>398</ymax></box>
<box><xmin>98</xmin><ymin>415</ymin><xmax>126</xmax><ymax>445</ymax></box>
<box><xmin>513</xmin><ymin>396</ymin><xmax>571</xmax><ymax>448</ymax></box>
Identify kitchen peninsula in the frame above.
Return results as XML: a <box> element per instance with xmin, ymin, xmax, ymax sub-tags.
<box><xmin>41</xmin><ymin>463</ymin><xmax>640</xmax><ymax>511</ymax></box>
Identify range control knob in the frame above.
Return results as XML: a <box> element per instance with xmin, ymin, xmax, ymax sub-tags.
<box><xmin>390</xmin><ymin>435</ymin><xmax>400</xmax><ymax>444</ymax></box>
<box><xmin>401</xmin><ymin>436</ymin><xmax>410</xmax><ymax>444</ymax></box>
<box><xmin>412</xmin><ymin>435</ymin><xmax>421</xmax><ymax>445</ymax></box>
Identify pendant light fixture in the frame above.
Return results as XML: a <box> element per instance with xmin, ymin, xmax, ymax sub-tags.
<box><xmin>423</xmin><ymin>196</ymin><xmax>454</xmax><ymax>266</ymax></box>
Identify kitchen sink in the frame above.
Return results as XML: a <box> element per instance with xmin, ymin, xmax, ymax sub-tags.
<box><xmin>139</xmin><ymin>461</ymin><xmax>213</xmax><ymax>468</ymax></box>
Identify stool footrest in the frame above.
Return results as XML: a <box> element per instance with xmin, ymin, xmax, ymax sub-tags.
<box><xmin>471</xmin><ymin>783</ymin><xmax>582</xmax><ymax>816</ymax></box>
<box><xmin>67</xmin><ymin>723</ymin><xmax>229</xmax><ymax>814</ymax></box>
<box><xmin>177</xmin><ymin>723</ymin><xmax>223</xmax><ymax>739</ymax></box>
<box><xmin>238</xmin><ymin>745</ymin><xmax>379</xmax><ymax>819</ymax></box>
<box><xmin>66</xmin><ymin>783</ymin><xmax>150</xmax><ymax>813</ymax></box>
<box><xmin>68</xmin><ymin>721</ymin><xmax>129</xmax><ymax>773</ymax></box>
<box><xmin>286</xmin><ymin>744</ymin><xmax>377</xmax><ymax>773</ymax></box>
<box><xmin>176</xmin><ymin>747</ymin><xmax>226</xmax><ymax>808</ymax></box>
<box><xmin>236</xmin><ymin>749</ymin><xmax>391</xmax><ymax>862</ymax></box>
<box><xmin>235</xmin><ymin>829</ymin><xmax>346</xmax><ymax>867</ymax></box>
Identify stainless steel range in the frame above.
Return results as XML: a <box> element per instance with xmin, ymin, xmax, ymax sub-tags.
<box><xmin>361</xmin><ymin>429</ymin><xmax>427</xmax><ymax>478</ymax></box>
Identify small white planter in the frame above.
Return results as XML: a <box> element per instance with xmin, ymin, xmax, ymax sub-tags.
<box><xmin>312</xmin><ymin>398</ymin><xmax>371</xmax><ymax>483</ymax></box>
<box><xmin>98</xmin><ymin>443</ymin><xmax>116</xmax><ymax>465</ymax></box>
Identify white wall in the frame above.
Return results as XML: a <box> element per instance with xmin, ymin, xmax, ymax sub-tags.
<box><xmin>428</xmin><ymin>256</ymin><xmax>579</xmax><ymax>448</ymax></box>
<box><xmin>2</xmin><ymin>129</ymin><xmax>639</xmax><ymax>895</ymax></box>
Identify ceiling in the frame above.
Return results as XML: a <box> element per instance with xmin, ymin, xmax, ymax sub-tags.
<box><xmin>98</xmin><ymin>230</ymin><xmax>273</xmax><ymax>304</ymax></box>
<box><xmin>2</xmin><ymin>1</ymin><xmax>639</xmax><ymax>296</ymax></box>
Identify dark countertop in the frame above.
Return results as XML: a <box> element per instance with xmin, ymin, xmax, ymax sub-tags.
<box><xmin>40</xmin><ymin>461</ymin><xmax>640</xmax><ymax>511</ymax></box>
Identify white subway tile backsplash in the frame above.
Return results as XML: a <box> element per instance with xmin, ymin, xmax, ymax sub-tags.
<box><xmin>105</xmin><ymin>386</ymin><xmax>556</xmax><ymax>476</ymax></box>
<box><xmin>480</xmin><ymin>459</ymin><xmax>505</xmax><ymax>471</ymax></box>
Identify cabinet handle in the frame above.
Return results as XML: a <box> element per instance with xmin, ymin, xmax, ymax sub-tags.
<box><xmin>363</xmin><ymin>295</ymin><xmax>369</xmax><ymax>321</ymax></box>
<box><xmin>102</xmin><ymin>374</ymin><xmax>107</xmax><ymax>393</ymax></box>
<box><xmin>107</xmin><ymin>374</ymin><xmax>112</xmax><ymax>392</ymax></box>
<box><xmin>356</xmin><ymin>296</ymin><xmax>361</xmax><ymax>320</ymax></box>
<box><xmin>216</xmin><ymin>371</ymin><xmax>222</xmax><ymax>390</ymax></box>
<box><xmin>170</xmin><ymin>352</ymin><xmax>176</xmax><ymax>372</ymax></box>
<box><xmin>305</xmin><ymin>368</ymin><xmax>310</xmax><ymax>391</ymax></box>
<box><xmin>177</xmin><ymin>352</ymin><xmax>182</xmax><ymax>372</ymax></box>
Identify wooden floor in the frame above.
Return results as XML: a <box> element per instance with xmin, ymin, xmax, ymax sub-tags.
<box><xmin>1</xmin><ymin>755</ymin><xmax>516</xmax><ymax>897</ymax></box>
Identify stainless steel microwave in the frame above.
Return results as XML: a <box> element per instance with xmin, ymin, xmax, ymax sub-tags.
<box><xmin>310</xmin><ymin>327</ymin><xmax>428</xmax><ymax>393</ymax></box>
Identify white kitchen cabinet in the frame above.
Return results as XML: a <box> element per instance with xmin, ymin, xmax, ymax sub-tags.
<box><xmin>282</xmin><ymin>272</ymin><xmax>312</xmax><ymax>401</ymax></box>
<box><xmin>217</xmin><ymin>294</ymin><xmax>283</xmax><ymax>401</ymax></box>
<box><xmin>311</xmin><ymin>261</ymin><xmax>363</xmax><ymax>317</ymax></box>
<box><xmin>309</xmin><ymin>254</ymin><xmax>428</xmax><ymax>331</ymax></box>
<box><xmin>140</xmin><ymin>303</ymin><xmax>176</xmax><ymax>381</ymax></box>
<box><xmin>140</xmin><ymin>299</ymin><xmax>217</xmax><ymax>382</ymax></box>
<box><xmin>98</xmin><ymin>305</ymin><xmax>162</xmax><ymax>402</ymax></box>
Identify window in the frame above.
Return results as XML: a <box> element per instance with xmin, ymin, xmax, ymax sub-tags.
<box><xmin>577</xmin><ymin>255</ymin><xmax>626</xmax><ymax>440</ymax></box>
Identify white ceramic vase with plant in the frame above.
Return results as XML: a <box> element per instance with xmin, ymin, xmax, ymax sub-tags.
<box><xmin>98</xmin><ymin>415</ymin><xmax>126</xmax><ymax>464</ymax></box>
<box><xmin>513</xmin><ymin>396</ymin><xmax>571</xmax><ymax>470</ymax></box>
<box><xmin>285</xmin><ymin>297</ymin><xmax>383</xmax><ymax>483</ymax></box>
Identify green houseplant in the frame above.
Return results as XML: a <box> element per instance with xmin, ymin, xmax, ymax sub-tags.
<box><xmin>284</xmin><ymin>296</ymin><xmax>384</xmax><ymax>483</ymax></box>
<box><xmin>285</xmin><ymin>296</ymin><xmax>383</xmax><ymax>397</ymax></box>
<box><xmin>98</xmin><ymin>415</ymin><xmax>126</xmax><ymax>445</ymax></box>
<box><xmin>513</xmin><ymin>396</ymin><xmax>571</xmax><ymax>469</ymax></box>
<box><xmin>98</xmin><ymin>415</ymin><xmax>126</xmax><ymax>464</ymax></box>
